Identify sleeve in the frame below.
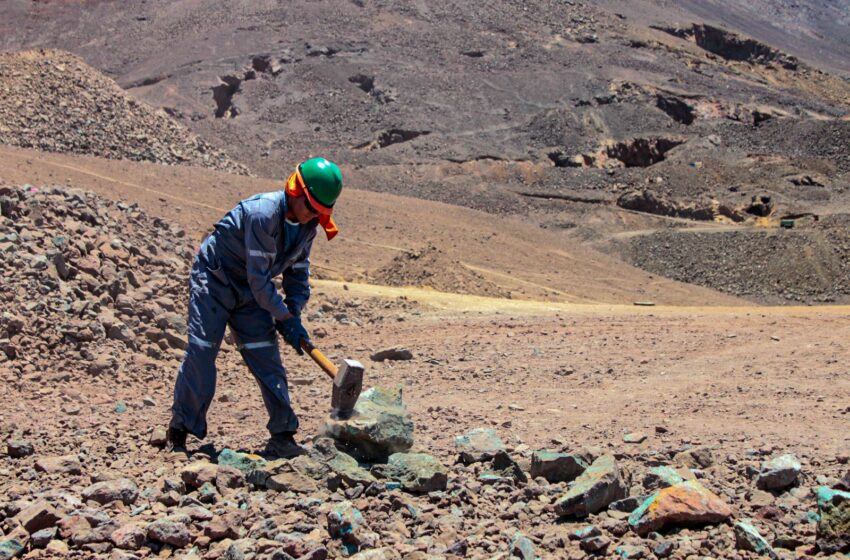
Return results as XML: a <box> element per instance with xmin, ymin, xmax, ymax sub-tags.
<box><xmin>243</xmin><ymin>202</ymin><xmax>290</xmax><ymax>321</ymax></box>
<box><xmin>282</xmin><ymin>233</ymin><xmax>315</xmax><ymax>317</ymax></box>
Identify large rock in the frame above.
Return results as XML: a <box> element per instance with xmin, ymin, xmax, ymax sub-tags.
<box><xmin>34</xmin><ymin>455</ymin><xmax>82</xmax><ymax>475</ymax></box>
<box><xmin>815</xmin><ymin>486</ymin><xmax>850</xmax><ymax>554</ymax></box>
<box><xmin>266</xmin><ymin>464</ymin><xmax>319</xmax><ymax>494</ymax></box>
<box><xmin>674</xmin><ymin>447</ymin><xmax>714</xmax><ymax>469</ymax></box>
<box><xmin>110</xmin><ymin>523</ymin><xmax>146</xmax><ymax>551</ymax></box>
<box><xmin>81</xmin><ymin>478</ymin><xmax>139</xmax><ymax>505</ymax></box>
<box><xmin>180</xmin><ymin>461</ymin><xmax>218</xmax><ymax>489</ymax></box>
<box><xmin>217</xmin><ymin>449</ymin><xmax>266</xmax><ymax>477</ymax></box>
<box><xmin>481</xmin><ymin>450</ymin><xmax>528</xmax><ymax>484</ymax></box>
<box><xmin>328</xmin><ymin>450</ymin><xmax>378</xmax><ymax>487</ymax></box>
<box><xmin>454</xmin><ymin>427</ymin><xmax>505</xmax><ymax>464</ymax></box>
<box><xmin>15</xmin><ymin>501</ymin><xmax>60</xmax><ymax>534</ymax></box>
<box><xmin>554</xmin><ymin>454</ymin><xmax>626</xmax><ymax>517</ymax></box>
<box><xmin>756</xmin><ymin>454</ymin><xmax>801</xmax><ymax>491</ymax></box>
<box><xmin>530</xmin><ymin>451</ymin><xmax>588</xmax><ymax>483</ymax></box>
<box><xmin>642</xmin><ymin>466</ymin><xmax>693</xmax><ymax>491</ymax></box>
<box><xmin>321</xmin><ymin>386</ymin><xmax>414</xmax><ymax>463</ymax></box>
<box><xmin>147</xmin><ymin>517</ymin><xmax>191</xmax><ymax>548</ymax></box>
<box><xmin>381</xmin><ymin>452</ymin><xmax>447</xmax><ymax>494</ymax></box>
<box><xmin>629</xmin><ymin>480</ymin><xmax>733</xmax><ymax>536</ymax></box>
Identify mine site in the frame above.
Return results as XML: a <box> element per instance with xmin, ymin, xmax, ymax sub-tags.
<box><xmin>0</xmin><ymin>1</ymin><xmax>849</xmax><ymax>559</ymax></box>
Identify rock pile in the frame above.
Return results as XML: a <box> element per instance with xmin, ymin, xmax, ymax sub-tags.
<box><xmin>0</xmin><ymin>50</ymin><xmax>248</xmax><ymax>175</ymax></box>
<box><xmin>0</xmin><ymin>184</ymin><xmax>194</xmax><ymax>374</ymax></box>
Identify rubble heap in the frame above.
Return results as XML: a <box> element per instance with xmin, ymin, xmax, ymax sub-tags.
<box><xmin>0</xmin><ymin>184</ymin><xmax>194</xmax><ymax>375</ymax></box>
<box><xmin>0</xmin><ymin>50</ymin><xmax>248</xmax><ymax>175</ymax></box>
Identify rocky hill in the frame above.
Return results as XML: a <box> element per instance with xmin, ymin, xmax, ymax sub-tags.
<box><xmin>0</xmin><ymin>50</ymin><xmax>248</xmax><ymax>175</ymax></box>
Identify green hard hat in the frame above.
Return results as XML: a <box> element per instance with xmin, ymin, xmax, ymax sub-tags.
<box><xmin>299</xmin><ymin>157</ymin><xmax>343</xmax><ymax>208</ymax></box>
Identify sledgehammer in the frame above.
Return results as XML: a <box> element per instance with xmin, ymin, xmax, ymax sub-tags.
<box><xmin>300</xmin><ymin>339</ymin><xmax>364</xmax><ymax>420</ymax></box>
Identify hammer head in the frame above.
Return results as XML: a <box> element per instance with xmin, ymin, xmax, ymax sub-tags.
<box><xmin>331</xmin><ymin>359</ymin><xmax>364</xmax><ymax>419</ymax></box>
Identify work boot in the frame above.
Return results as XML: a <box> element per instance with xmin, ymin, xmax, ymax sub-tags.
<box><xmin>166</xmin><ymin>427</ymin><xmax>188</xmax><ymax>452</ymax></box>
<box><xmin>264</xmin><ymin>432</ymin><xmax>306</xmax><ymax>459</ymax></box>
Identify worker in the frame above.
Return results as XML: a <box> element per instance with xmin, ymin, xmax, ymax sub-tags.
<box><xmin>165</xmin><ymin>157</ymin><xmax>343</xmax><ymax>458</ymax></box>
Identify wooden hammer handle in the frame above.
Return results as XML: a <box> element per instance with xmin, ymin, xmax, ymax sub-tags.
<box><xmin>300</xmin><ymin>339</ymin><xmax>338</xmax><ymax>380</ymax></box>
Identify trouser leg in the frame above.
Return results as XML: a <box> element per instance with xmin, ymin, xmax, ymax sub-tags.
<box><xmin>169</xmin><ymin>258</ymin><xmax>231</xmax><ymax>439</ymax></box>
<box><xmin>229</xmin><ymin>303</ymin><xmax>299</xmax><ymax>435</ymax></box>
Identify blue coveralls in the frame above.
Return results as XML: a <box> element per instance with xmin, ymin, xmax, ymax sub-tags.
<box><xmin>169</xmin><ymin>191</ymin><xmax>317</xmax><ymax>439</ymax></box>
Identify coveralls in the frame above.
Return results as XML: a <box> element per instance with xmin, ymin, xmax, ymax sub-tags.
<box><xmin>170</xmin><ymin>191</ymin><xmax>316</xmax><ymax>439</ymax></box>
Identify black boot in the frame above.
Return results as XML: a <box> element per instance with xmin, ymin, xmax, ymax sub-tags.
<box><xmin>264</xmin><ymin>432</ymin><xmax>305</xmax><ymax>459</ymax></box>
<box><xmin>166</xmin><ymin>426</ymin><xmax>188</xmax><ymax>452</ymax></box>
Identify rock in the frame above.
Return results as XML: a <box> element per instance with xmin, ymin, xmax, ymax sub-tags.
<box><xmin>653</xmin><ymin>541</ymin><xmax>675</xmax><ymax>558</ymax></box>
<box><xmin>757</xmin><ymin>454</ymin><xmax>802</xmax><ymax>491</ymax></box>
<box><xmin>554</xmin><ymin>454</ymin><xmax>626</xmax><ymax>517</ymax></box>
<box><xmin>0</xmin><ymin>539</ymin><xmax>24</xmax><ymax>560</ymax></box>
<box><xmin>215</xmin><ymin>465</ymin><xmax>246</xmax><ymax>493</ymax></box>
<box><xmin>35</xmin><ymin>455</ymin><xmax>82</xmax><ymax>475</ymax></box>
<box><xmin>217</xmin><ymin>449</ymin><xmax>266</xmax><ymax>477</ymax></box>
<box><xmin>266</xmin><ymin>465</ymin><xmax>319</xmax><ymax>494</ymax></box>
<box><xmin>380</xmin><ymin>452</ymin><xmax>447</xmax><ymax>494</ymax></box>
<box><xmin>836</xmin><ymin>470</ymin><xmax>850</xmax><ymax>491</ymax></box>
<box><xmin>45</xmin><ymin>539</ymin><xmax>69</xmax><ymax>555</ymax></box>
<box><xmin>6</xmin><ymin>440</ymin><xmax>33</xmax><ymax>458</ymax></box>
<box><xmin>110</xmin><ymin>523</ymin><xmax>146</xmax><ymax>550</ymax></box>
<box><xmin>580</xmin><ymin>535</ymin><xmax>610</xmax><ymax>554</ymax></box>
<box><xmin>180</xmin><ymin>461</ymin><xmax>218</xmax><ymax>489</ymax></box>
<box><xmin>327</xmin><ymin>501</ymin><xmax>367</xmax><ymax>551</ymax></box>
<box><xmin>455</xmin><ymin>427</ymin><xmax>506</xmax><ymax>464</ymax></box>
<box><xmin>642</xmin><ymin>466</ymin><xmax>693</xmax><ymax>490</ymax></box>
<box><xmin>530</xmin><ymin>451</ymin><xmax>588</xmax><ymax>483</ymax></box>
<box><xmin>815</xmin><ymin>486</ymin><xmax>850</xmax><ymax>554</ymax></box>
<box><xmin>146</xmin><ymin>517</ymin><xmax>191</xmax><ymax>547</ymax></box>
<box><xmin>327</xmin><ymin>450</ymin><xmax>377</xmax><ymax>487</ymax></box>
<box><xmin>205</xmin><ymin>513</ymin><xmax>243</xmax><ymax>541</ymax></box>
<box><xmin>623</xmin><ymin>432</ymin><xmax>647</xmax><ymax>444</ymax></box>
<box><xmin>614</xmin><ymin>545</ymin><xmax>647</xmax><ymax>559</ymax></box>
<box><xmin>734</xmin><ymin>520</ymin><xmax>778</xmax><ymax>559</ymax></box>
<box><xmin>148</xmin><ymin>427</ymin><xmax>167</xmax><ymax>447</ymax></box>
<box><xmin>15</xmin><ymin>501</ymin><xmax>61</xmax><ymax>533</ymax></box>
<box><xmin>82</xmin><ymin>478</ymin><xmax>139</xmax><ymax>505</ymax></box>
<box><xmin>29</xmin><ymin>527</ymin><xmax>56</xmax><ymax>548</ymax></box>
<box><xmin>629</xmin><ymin>480</ymin><xmax>733</xmax><ymax>536</ymax></box>
<box><xmin>370</xmin><ymin>347</ymin><xmax>413</xmax><ymax>361</ymax></box>
<box><xmin>321</xmin><ymin>386</ymin><xmax>414</xmax><ymax>462</ymax></box>
<box><xmin>510</xmin><ymin>531</ymin><xmax>537</xmax><ymax>559</ymax></box>
<box><xmin>674</xmin><ymin>447</ymin><xmax>714</xmax><ymax>469</ymax></box>
<box><xmin>481</xmin><ymin>450</ymin><xmax>527</xmax><ymax>484</ymax></box>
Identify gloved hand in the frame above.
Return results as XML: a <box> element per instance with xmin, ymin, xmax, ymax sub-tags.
<box><xmin>275</xmin><ymin>315</ymin><xmax>309</xmax><ymax>355</ymax></box>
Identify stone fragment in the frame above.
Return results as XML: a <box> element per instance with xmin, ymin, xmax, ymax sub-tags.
<box><xmin>614</xmin><ymin>545</ymin><xmax>647</xmax><ymax>559</ymax></box>
<box><xmin>6</xmin><ymin>440</ymin><xmax>33</xmax><ymax>458</ymax></box>
<box><xmin>510</xmin><ymin>531</ymin><xmax>537</xmax><ymax>559</ymax></box>
<box><xmin>757</xmin><ymin>454</ymin><xmax>801</xmax><ymax>491</ymax></box>
<box><xmin>380</xmin><ymin>452</ymin><xmax>447</xmax><ymax>494</ymax></box>
<box><xmin>45</xmin><ymin>540</ymin><xmax>69</xmax><ymax>555</ymax></box>
<box><xmin>815</xmin><ymin>486</ymin><xmax>850</xmax><ymax>554</ymax></box>
<box><xmin>215</xmin><ymin>465</ymin><xmax>246</xmax><ymax>493</ymax></box>
<box><xmin>580</xmin><ymin>535</ymin><xmax>610</xmax><ymax>553</ymax></box>
<box><xmin>321</xmin><ymin>386</ymin><xmax>414</xmax><ymax>462</ymax></box>
<box><xmin>629</xmin><ymin>480</ymin><xmax>733</xmax><ymax>536</ymax></box>
<box><xmin>530</xmin><ymin>451</ymin><xmax>588</xmax><ymax>483</ymax></box>
<box><xmin>734</xmin><ymin>520</ymin><xmax>778</xmax><ymax>559</ymax></box>
<box><xmin>0</xmin><ymin>539</ymin><xmax>24</xmax><ymax>560</ymax></box>
<box><xmin>554</xmin><ymin>454</ymin><xmax>626</xmax><ymax>517</ymax></box>
<box><xmin>148</xmin><ymin>427</ymin><xmax>167</xmax><ymax>447</ymax></box>
<box><xmin>328</xmin><ymin>451</ymin><xmax>377</xmax><ymax>487</ymax></box>
<box><xmin>482</xmin><ymin>450</ymin><xmax>527</xmax><ymax>484</ymax></box>
<box><xmin>327</xmin><ymin>501</ymin><xmax>367</xmax><ymax>551</ymax></box>
<box><xmin>82</xmin><ymin>478</ymin><xmax>139</xmax><ymax>505</ymax></box>
<box><xmin>35</xmin><ymin>455</ymin><xmax>82</xmax><ymax>475</ymax></box>
<box><xmin>180</xmin><ymin>461</ymin><xmax>218</xmax><ymax>489</ymax></box>
<box><xmin>370</xmin><ymin>347</ymin><xmax>413</xmax><ymax>361</ymax></box>
<box><xmin>205</xmin><ymin>513</ymin><xmax>242</xmax><ymax>541</ymax></box>
<box><xmin>642</xmin><ymin>466</ymin><xmax>693</xmax><ymax>491</ymax></box>
<box><xmin>15</xmin><ymin>501</ymin><xmax>61</xmax><ymax>533</ymax></box>
<box><xmin>674</xmin><ymin>446</ymin><xmax>714</xmax><ymax>469</ymax></box>
<box><xmin>266</xmin><ymin>466</ymin><xmax>319</xmax><ymax>494</ymax></box>
<box><xmin>623</xmin><ymin>432</ymin><xmax>647</xmax><ymax>444</ymax></box>
<box><xmin>110</xmin><ymin>523</ymin><xmax>146</xmax><ymax>550</ymax></box>
<box><xmin>217</xmin><ymin>448</ymin><xmax>266</xmax><ymax>477</ymax></box>
<box><xmin>146</xmin><ymin>517</ymin><xmax>191</xmax><ymax>547</ymax></box>
<box><xmin>454</xmin><ymin>427</ymin><xmax>505</xmax><ymax>464</ymax></box>
<box><xmin>29</xmin><ymin>527</ymin><xmax>56</xmax><ymax>548</ymax></box>
<box><xmin>653</xmin><ymin>541</ymin><xmax>675</xmax><ymax>558</ymax></box>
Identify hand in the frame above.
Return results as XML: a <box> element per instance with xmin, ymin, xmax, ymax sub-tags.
<box><xmin>275</xmin><ymin>315</ymin><xmax>309</xmax><ymax>355</ymax></box>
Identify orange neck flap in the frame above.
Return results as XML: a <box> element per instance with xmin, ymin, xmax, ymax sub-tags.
<box><xmin>285</xmin><ymin>172</ymin><xmax>339</xmax><ymax>240</ymax></box>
